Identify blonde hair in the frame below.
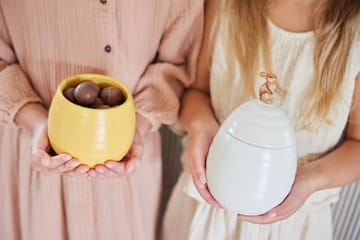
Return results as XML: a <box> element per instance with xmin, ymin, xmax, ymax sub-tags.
<box><xmin>217</xmin><ymin>0</ymin><xmax>360</xmax><ymax>129</ymax></box>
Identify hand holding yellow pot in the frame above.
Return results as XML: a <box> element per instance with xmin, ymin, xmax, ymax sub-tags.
<box><xmin>48</xmin><ymin>74</ymin><xmax>136</xmax><ymax>168</ymax></box>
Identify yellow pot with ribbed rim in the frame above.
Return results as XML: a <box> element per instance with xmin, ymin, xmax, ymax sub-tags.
<box><xmin>48</xmin><ymin>74</ymin><xmax>136</xmax><ymax>167</ymax></box>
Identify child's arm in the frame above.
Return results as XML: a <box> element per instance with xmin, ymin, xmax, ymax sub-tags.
<box><xmin>179</xmin><ymin>0</ymin><xmax>221</xmax><ymax>208</ymax></box>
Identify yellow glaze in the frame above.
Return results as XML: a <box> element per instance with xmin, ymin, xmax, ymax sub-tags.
<box><xmin>48</xmin><ymin>74</ymin><xmax>136</xmax><ymax>167</ymax></box>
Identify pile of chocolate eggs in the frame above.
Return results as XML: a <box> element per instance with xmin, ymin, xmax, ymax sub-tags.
<box><xmin>63</xmin><ymin>80</ymin><xmax>124</xmax><ymax>109</ymax></box>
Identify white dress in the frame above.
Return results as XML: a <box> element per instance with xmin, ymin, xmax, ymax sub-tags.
<box><xmin>162</xmin><ymin>21</ymin><xmax>360</xmax><ymax>240</ymax></box>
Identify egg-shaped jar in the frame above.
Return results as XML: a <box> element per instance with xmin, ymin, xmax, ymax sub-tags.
<box><xmin>206</xmin><ymin>99</ymin><xmax>297</xmax><ymax>216</ymax></box>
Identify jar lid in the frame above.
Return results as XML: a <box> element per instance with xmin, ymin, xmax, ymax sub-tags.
<box><xmin>222</xmin><ymin>99</ymin><xmax>295</xmax><ymax>148</ymax></box>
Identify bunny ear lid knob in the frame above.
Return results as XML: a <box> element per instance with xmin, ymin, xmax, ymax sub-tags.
<box><xmin>259</xmin><ymin>72</ymin><xmax>280</xmax><ymax>104</ymax></box>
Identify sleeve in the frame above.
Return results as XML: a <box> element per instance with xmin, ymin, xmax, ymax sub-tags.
<box><xmin>133</xmin><ymin>0</ymin><xmax>204</xmax><ymax>133</ymax></box>
<box><xmin>0</xmin><ymin>7</ymin><xmax>42</xmax><ymax>125</ymax></box>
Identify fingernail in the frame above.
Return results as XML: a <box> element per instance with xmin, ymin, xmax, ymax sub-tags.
<box><xmin>69</xmin><ymin>161</ymin><xmax>80</xmax><ymax>168</ymax></box>
<box><xmin>199</xmin><ymin>175</ymin><xmax>207</xmax><ymax>185</ymax></box>
<box><xmin>77</xmin><ymin>167</ymin><xmax>88</xmax><ymax>174</ymax></box>
<box><xmin>60</xmin><ymin>153</ymin><xmax>72</xmax><ymax>161</ymax></box>
<box><xmin>41</xmin><ymin>157</ymin><xmax>50</xmax><ymax>166</ymax></box>
<box><xmin>269</xmin><ymin>212</ymin><xmax>277</xmax><ymax>218</ymax></box>
<box><xmin>105</xmin><ymin>162</ymin><xmax>114</xmax><ymax>168</ymax></box>
<box><xmin>97</xmin><ymin>167</ymin><xmax>105</xmax><ymax>173</ymax></box>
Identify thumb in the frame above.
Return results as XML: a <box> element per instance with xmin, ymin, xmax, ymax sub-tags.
<box><xmin>31</xmin><ymin>126</ymin><xmax>51</xmax><ymax>154</ymax></box>
<box><xmin>31</xmin><ymin>148</ymin><xmax>51</xmax><ymax>172</ymax></box>
<box><xmin>190</xmin><ymin>135</ymin><xmax>209</xmax><ymax>185</ymax></box>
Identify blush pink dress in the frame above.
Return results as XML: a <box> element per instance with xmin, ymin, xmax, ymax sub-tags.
<box><xmin>0</xmin><ymin>1</ymin><xmax>203</xmax><ymax>240</ymax></box>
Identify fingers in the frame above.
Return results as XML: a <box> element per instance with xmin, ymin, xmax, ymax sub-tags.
<box><xmin>37</xmin><ymin>130</ymin><xmax>145</xmax><ymax>178</ymax></box>
<box><xmin>32</xmin><ymin>149</ymin><xmax>88</xmax><ymax>176</ymax></box>
<box><xmin>80</xmin><ymin>142</ymin><xmax>144</xmax><ymax>178</ymax></box>
<box><xmin>94</xmin><ymin>165</ymin><xmax>116</xmax><ymax>177</ymax></box>
<box><xmin>31</xmin><ymin>148</ymin><xmax>51</xmax><ymax>172</ymax></box>
<box><xmin>125</xmin><ymin>141</ymin><xmax>143</xmax><ymax>173</ymax></box>
<box><xmin>238</xmin><ymin>166</ymin><xmax>312</xmax><ymax>224</ymax></box>
<box><xmin>189</xmin><ymin>135</ymin><xmax>207</xmax><ymax>185</ymax></box>
<box><xmin>86</xmin><ymin>168</ymin><xmax>100</xmax><ymax>177</ymax></box>
<box><xmin>237</xmin><ymin>207</ymin><xmax>290</xmax><ymax>224</ymax></box>
<box><xmin>32</xmin><ymin>149</ymin><xmax>69</xmax><ymax>171</ymax></box>
<box><xmin>114</xmin><ymin>139</ymin><xmax>144</xmax><ymax>174</ymax></box>
<box><xmin>237</xmin><ymin>212</ymin><xmax>278</xmax><ymax>224</ymax></box>
<box><xmin>30</xmin><ymin>122</ymin><xmax>88</xmax><ymax>177</ymax></box>
<box><xmin>48</xmin><ymin>153</ymin><xmax>72</xmax><ymax>168</ymax></box>
<box><xmin>93</xmin><ymin>143</ymin><xmax>143</xmax><ymax>177</ymax></box>
<box><xmin>38</xmin><ymin>153</ymin><xmax>75</xmax><ymax>173</ymax></box>
<box><xmin>31</xmin><ymin>126</ymin><xmax>80</xmax><ymax>174</ymax></box>
<box><xmin>189</xmin><ymin>138</ymin><xmax>221</xmax><ymax>208</ymax></box>
<box><xmin>190</xmin><ymin>147</ymin><xmax>207</xmax><ymax>186</ymax></box>
<box><xmin>85</xmin><ymin>130</ymin><xmax>145</xmax><ymax>178</ymax></box>
<box><xmin>237</xmin><ymin>194</ymin><xmax>300</xmax><ymax>224</ymax></box>
<box><xmin>103</xmin><ymin>155</ymin><xmax>140</xmax><ymax>176</ymax></box>
<box><xmin>52</xmin><ymin>157</ymin><xmax>80</xmax><ymax>173</ymax></box>
<box><xmin>104</xmin><ymin>160</ymin><xmax>126</xmax><ymax>175</ymax></box>
<box><xmin>93</xmin><ymin>162</ymin><xmax>124</xmax><ymax>177</ymax></box>
<box><xmin>190</xmin><ymin>170</ymin><xmax>221</xmax><ymax>208</ymax></box>
<box><xmin>63</xmin><ymin>164</ymin><xmax>90</xmax><ymax>177</ymax></box>
<box><xmin>75</xmin><ymin>165</ymin><xmax>90</xmax><ymax>175</ymax></box>
<box><xmin>90</xmin><ymin>160</ymin><xmax>133</xmax><ymax>178</ymax></box>
<box><xmin>101</xmin><ymin>142</ymin><xmax>142</xmax><ymax>176</ymax></box>
<box><xmin>31</xmin><ymin>122</ymin><xmax>50</xmax><ymax>154</ymax></box>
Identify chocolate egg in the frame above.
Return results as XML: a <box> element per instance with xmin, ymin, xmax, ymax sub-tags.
<box><xmin>96</xmin><ymin>105</ymin><xmax>111</xmax><ymax>109</ymax></box>
<box><xmin>63</xmin><ymin>87</ymin><xmax>77</xmax><ymax>103</ymax></box>
<box><xmin>91</xmin><ymin>97</ymin><xmax>104</xmax><ymax>108</ymax></box>
<box><xmin>100</xmin><ymin>86</ymin><xmax>124</xmax><ymax>106</ymax></box>
<box><xmin>74</xmin><ymin>80</ymin><xmax>100</xmax><ymax>106</ymax></box>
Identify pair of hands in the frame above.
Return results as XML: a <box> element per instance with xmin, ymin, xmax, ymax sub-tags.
<box><xmin>188</xmin><ymin>124</ymin><xmax>315</xmax><ymax>224</ymax></box>
<box><xmin>31</xmin><ymin>121</ymin><xmax>144</xmax><ymax>178</ymax></box>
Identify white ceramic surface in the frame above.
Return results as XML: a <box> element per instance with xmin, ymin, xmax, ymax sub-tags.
<box><xmin>222</xmin><ymin>99</ymin><xmax>295</xmax><ymax>148</ymax></box>
<box><xmin>206</xmin><ymin>99</ymin><xmax>297</xmax><ymax>215</ymax></box>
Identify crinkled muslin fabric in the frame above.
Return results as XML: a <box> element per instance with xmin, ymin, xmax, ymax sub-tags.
<box><xmin>0</xmin><ymin>1</ymin><xmax>203</xmax><ymax>240</ymax></box>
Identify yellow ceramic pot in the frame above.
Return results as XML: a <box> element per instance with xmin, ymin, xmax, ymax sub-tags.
<box><xmin>48</xmin><ymin>74</ymin><xmax>136</xmax><ymax>167</ymax></box>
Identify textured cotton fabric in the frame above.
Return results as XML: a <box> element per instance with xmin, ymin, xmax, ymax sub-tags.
<box><xmin>162</xmin><ymin>20</ymin><xmax>360</xmax><ymax>240</ymax></box>
<box><xmin>0</xmin><ymin>1</ymin><xmax>203</xmax><ymax>240</ymax></box>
